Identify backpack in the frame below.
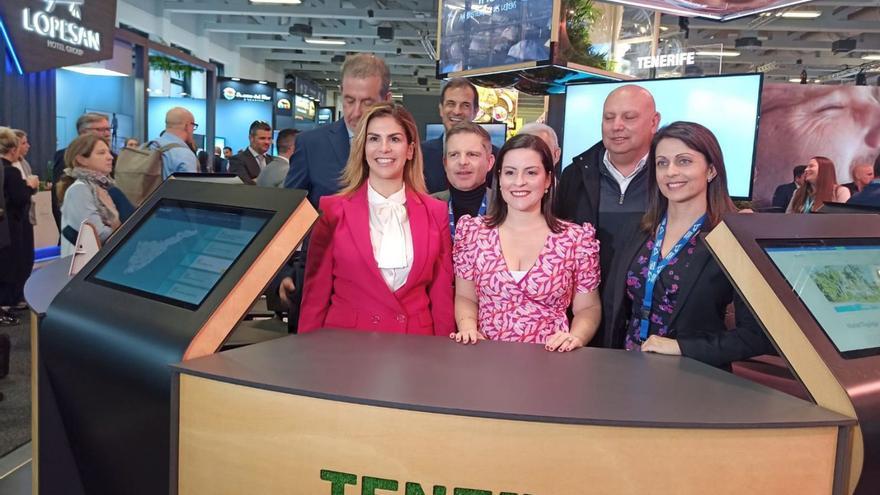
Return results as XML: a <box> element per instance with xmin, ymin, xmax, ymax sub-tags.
<box><xmin>114</xmin><ymin>141</ymin><xmax>186</xmax><ymax>206</ymax></box>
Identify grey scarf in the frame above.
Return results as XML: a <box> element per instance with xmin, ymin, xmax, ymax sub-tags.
<box><xmin>66</xmin><ymin>168</ymin><xmax>119</xmax><ymax>227</ymax></box>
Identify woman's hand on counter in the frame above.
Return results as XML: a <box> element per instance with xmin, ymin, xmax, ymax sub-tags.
<box><xmin>640</xmin><ymin>335</ymin><xmax>682</xmax><ymax>356</ymax></box>
<box><xmin>450</xmin><ymin>324</ymin><xmax>485</xmax><ymax>345</ymax></box>
<box><xmin>545</xmin><ymin>331</ymin><xmax>584</xmax><ymax>353</ymax></box>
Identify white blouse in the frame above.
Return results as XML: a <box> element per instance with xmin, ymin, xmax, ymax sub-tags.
<box><xmin>367</xmin><ymin>182</ymin><xmax>413</xmax><ymax>291</ymax></box>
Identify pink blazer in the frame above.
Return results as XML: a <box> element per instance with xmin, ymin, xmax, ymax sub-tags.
<box><xmin>298</xmin><ymin>184</ymin><xmax>454</xmax><ymax>335</ymax></box>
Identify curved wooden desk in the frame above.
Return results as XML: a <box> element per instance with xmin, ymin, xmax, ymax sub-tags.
<box><xmin>172</xmin><ymin>330</ymin><xmax>855</xmax><ymax>495</ymax></box>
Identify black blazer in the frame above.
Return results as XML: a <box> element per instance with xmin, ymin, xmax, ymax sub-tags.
<box><xmin>228</xmin><ymin>150</ymin><xmax>271</xmax><ymax>185</ymax></box>
<box><xmin>602</xmin><ymin>228</ymin><xmax>775</xmax><ymax>368</ymax></box>
<box><xmin>771</xmin><ymin>182</ymin><xmax>797</xmax><ymax>210</ymax></box>
<box><xmin>555</xmin><ymin>140</ymin><xmax>605</xmax><ymax>226</ymax></box>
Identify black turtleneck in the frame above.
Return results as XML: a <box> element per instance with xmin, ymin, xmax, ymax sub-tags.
<box><xmin>449</xmin><ymin>182</ymin><xmax>489</xmax><ymax>223</ymax></box>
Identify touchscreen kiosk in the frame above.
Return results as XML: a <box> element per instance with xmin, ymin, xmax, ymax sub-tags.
<box><xmin>37</xmin><ymin>179</ymin><xmax>318</xmax><ymax>495</ymax></box>
<box><xmin>706</xmin><ymin>213</ymin><xmax>880</xmax><ymax>494</ymax></box>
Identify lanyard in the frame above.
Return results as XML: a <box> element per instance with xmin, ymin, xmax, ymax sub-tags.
<box><xmin>448</xmin><ymin>193</ymin><xmax>488</xmax><ymax>236</ymax></box>
<box><xmin>638</xmin><ymin>213</ymin><xmax>707</xmax><ymax>341</ymax></box>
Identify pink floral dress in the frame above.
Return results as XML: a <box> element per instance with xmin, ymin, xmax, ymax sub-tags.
<box><xmin>453</xmin><ymin>215</ymin><xmax>600</xmax><ymax>343</ymax></box>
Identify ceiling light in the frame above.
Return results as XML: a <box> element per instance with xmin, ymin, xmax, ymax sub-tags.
<box><xmin>61</xmin><ymin>66</ymin><xmax>128</xmax><ymax>77</ymax></box>
<box><xmin>788</xmin><ymin>78</ymin><xmax>802</xmax><ymax>83</ymax></box>
<box><xmin>231</xmin><ymin>77</ymin><xmax>241</xmax><ymax>81</ymax></box>
<box><xmin>304</xmin><ymin>38</ymin><xmax>346</xmax><ymax>45</ymax></box>
<box><xmin>279</xmin><ymin>88</ymin><xmax>288</xmax><ymax>92</ymax></box>
<box><xmin>695</xmin><ymin>50</ymin><xmax>740</xmax><ymax>57</ymax></box>
<box><xmin>259</xmin><ymin>80</ymin><xmax>268</xmax><ymax>84</ymax></box>
<box><xmin>250</xmin><ymin>0</ymin><xmax>302</xmax><ymax>4</ymax></box>
<box><xmin>180</xmin><ymin>92</ymin><xmax>188</xmax><ymax>96</ymax></box>
<box><xmin>780</xmin><ymin>10</ymin><xmax>821</xmax><ymax>18</ymax></box>
<box><xmin>862</xmin><ymin>54</ymin><xmax>880</xmax><ymax>61</ymax></box>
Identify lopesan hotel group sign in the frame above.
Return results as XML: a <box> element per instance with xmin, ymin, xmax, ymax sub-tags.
<box><xmin>0</xmin><ymin>0</ymin><xmax>117</xmax><ymax>73</ymax></box>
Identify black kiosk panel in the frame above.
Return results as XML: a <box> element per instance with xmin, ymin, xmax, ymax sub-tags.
<box><xmin>39</xmin><ymin>180</ymin><xmax>317</xmax><ymax>495</ymax></box>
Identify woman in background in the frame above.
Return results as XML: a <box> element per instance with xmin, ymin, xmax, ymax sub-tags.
<box><xmin>0</xmin><ymin>128</ymin><xmax>37</xmax><ymax>320</ymax></box>
<box><xmin>298</xmin><ymin>102</ymin><xmax>454</xmax><ymax>335</ymax></box>
<box><xmin>10</xmin><ymin>130</ymin><xmax>37</xmax><ymax>310</ymax></box>
<box><xmin>603</xmin><ymin>121</ymin><xmax>773</xmax><ymax>369</ymax></box>
<box><xmin>57</xmin><ymin>134</ymin><xmax>121</xmax><ymax>257</ymax></box>
<box><xmin>787</xmin><ymin>156</ymin><xmax>850</xmax><ymax>213</ymax></box>
<box><xmin>451</xmin><ymin>133</ymin><xmax>601</xmax><ymax>352</ymax></box>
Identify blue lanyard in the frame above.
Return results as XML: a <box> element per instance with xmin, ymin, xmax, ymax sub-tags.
<box><xmin>638</xmin><ymin>213</ymin><xmax>707</xmax><ymax>341</ymax></box>
<box><xmin>448</xmin><ymin>193</ymin><xmax>488</xmax><ymax>236</ymax></box>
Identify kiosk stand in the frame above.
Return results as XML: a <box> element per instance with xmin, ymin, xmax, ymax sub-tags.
<box><xmin>32</xmin><ymin>180</ymin><xmax>317</xmax><ymax>495</ymax></box>
<box><xmin>706</xmin><ymin>213</ymin><xmax>880</xmax><ymax>494</ymax></box>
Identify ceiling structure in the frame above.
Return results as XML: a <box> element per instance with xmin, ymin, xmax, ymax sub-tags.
<box><xmin>160</xmin><ymin>0</ymin><xmax>880</xmax><ymax>92</ymax></box>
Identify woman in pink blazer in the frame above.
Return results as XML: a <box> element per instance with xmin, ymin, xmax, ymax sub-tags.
<box><xmin>298</xmin><ymin>102</ymin><xmax>454</xmax><ymax>335</ymax></box>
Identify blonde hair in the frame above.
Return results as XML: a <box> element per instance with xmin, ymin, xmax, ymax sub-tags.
<box><xmin>338</xmin><ymin>102</ymin><xmax>426</xmax><ymax>196</ymax></box>
<box><xmin>0</xmin><ymin>127</ymin><xmax>19</xmax><ymax>156</ymax></box>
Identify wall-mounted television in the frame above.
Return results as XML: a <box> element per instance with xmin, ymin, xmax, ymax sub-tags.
<box><xmin>425</xmin><ymin>123</ymin><xmax>508</xmax><ymax>150</ymax></box>
<box><xmin>563</xmin><ymin>73</ymin><xmax>763</xmax><ymax>200</ymax></box>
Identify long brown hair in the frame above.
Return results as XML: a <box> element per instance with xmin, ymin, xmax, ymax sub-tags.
<box><xmin>485</xmin><ymin>133</ymin><xmax>564</xmax><ymax>233</ymax></box>
<box><xmin>337</xmin><ymin>102</ymin><xmax>426</xmax><ymax>196</ymax></box>
<box><xmin>790</xmin><ymin>156</ymin><xmax>838</xmax><ymax>213</ymax></box>
<box><xmin>56</xmin><ymin>134</ymin><xmax>107</xmax><ymax>204</ymax></box>
<box><xmin>641</xmin><ymin>121</ymin><xmax>736</xmax><ymax>234</ymax></box>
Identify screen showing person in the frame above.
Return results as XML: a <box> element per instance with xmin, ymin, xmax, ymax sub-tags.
<box><xmin>439</xmin><ymin>0</ymin><xmax>553</xmax><ymax>74</ymax></box>
<box><xmin>563</xmin><ymin>73</ymin><xmax>762</xmax><ymax>199</ymax></box>
<box><xmin>763</xmin><ymin>240</ymin><xmax>880</xmax><ymax>359</ymax></box>
<box><xmin>89</xmin><ymin>199</ymin><xmax>273</xmax><ymax>308</ymax></box>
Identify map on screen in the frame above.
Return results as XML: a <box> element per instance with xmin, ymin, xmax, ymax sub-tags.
<box><xmin>763</xmin><ymin>242</ymin><xmax>880</xmax><ymax>359</ymax></box>
<box><xmin>90</xmin><ymin>200</ymin><xmax>272</xmax><ymax>309</ymax></box>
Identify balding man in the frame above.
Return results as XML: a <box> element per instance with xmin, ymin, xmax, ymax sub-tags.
<box><xmin>155</xmin><ymin>107</ymin><xmax>199</xmax><ymax>179</ymax></box>
<box><xmin>555</xmin><ymin>84</ymin><xmax>660</xmax><ymax>346</ymax></box>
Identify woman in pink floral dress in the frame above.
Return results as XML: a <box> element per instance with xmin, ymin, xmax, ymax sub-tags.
<box><xmin>451</xmin><ymin>134</ymin><xmax>602</xmax><ymax>352</ymax></box>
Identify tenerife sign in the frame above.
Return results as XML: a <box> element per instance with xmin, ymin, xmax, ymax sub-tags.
<box><xmin>0</xmin><ymin>0</ymin><xmax>116</xmax><ymax>73</ymax></box>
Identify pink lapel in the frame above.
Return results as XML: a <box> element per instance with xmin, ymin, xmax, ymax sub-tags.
<box><xmin>396</xmin><ymin>188</ymin><xmax>429</xmax><ymax>295</ymax></box>
<box><xmin>341</xmin><ymin>185</ymin><xmax>399</xmax><ymax>305</ymax></box>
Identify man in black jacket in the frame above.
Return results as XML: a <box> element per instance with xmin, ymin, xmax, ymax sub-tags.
<box><xmin>771</xmin><ymin>164</ymin><xmax>805</xmax><ymax>211</ymax></box>
<box><xmin>555</xmin><ymin>84</ymin><xmax>660</xmax><ymax>346</ymax></box>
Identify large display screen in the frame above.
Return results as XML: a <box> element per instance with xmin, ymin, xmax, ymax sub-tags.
<box><xmin>89</xmin><ymin>200</ymin><xmax>273</xmax><ymax>309</ymax></box>
<box><xmin>762</xmin><ymin>240</ymin><xmax>880</xmax><ymax>359</ymax></box>
<box><xmin>563</xmin><ymin>73</ymin><xmax>762</xmax><ymax>200</ymax></box>
<box><xmin>425</xmin><ymin>123</ymin><xmax>508</xmax><ymax>149</ymax></box>
<box><xmin>439</xmin><ymin>0</ymin><xmax>553</xmax><ymax>75</ymax></box>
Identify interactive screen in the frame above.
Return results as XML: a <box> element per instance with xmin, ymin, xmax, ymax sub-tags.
<box><xmin>762</xmin><ymin>240</ymin><xmax>880</xmax><ymax>359</ymax></box>
<box><xmin>563</xmin><ymin>73</ymin><xmax>762</xmax><ymax>200</ymax></box>
<box><xmin>425</xmin><ymin>123</ymin><xmax>507</xmax><ymax>150</ymax></box>
<box><xmin>89</xmin><ymin>200</ymin><xmax>273</xmax><ymax>309</ymax></box>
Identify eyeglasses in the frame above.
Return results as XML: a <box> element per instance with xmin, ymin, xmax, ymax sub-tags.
<box><xmin>88</xmin><ymin>127</ymin><xmax>112</xmax><ymax>133</ymax></box>
<box><xmin>190</xmin><ymin>122</ymin><xmax>199</xmax><ymax>130</ymax></box>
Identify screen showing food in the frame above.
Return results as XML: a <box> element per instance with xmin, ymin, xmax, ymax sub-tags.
<box><xmin>563</xmin><ymin>73</ymin><xmax>762</xmax><ymax>200</ymax></box>
<box><xmin>762</xmin><ymin>241</ymin><xmax>880</xmax><ymax>359</ymax></box>
<box><xmin>90</xmin><ymin>200</ymin><xmax>273</xmax><ymax>309</ymax></box>
<box><xmin>425</xmin><ymin>123</ymin><xmax>508</xmax><ymax>149</ymax></box>
<box><xmin>439</xmin><ymin>0</ymin><xmax>553</xmax><ymax>75</ymax></box>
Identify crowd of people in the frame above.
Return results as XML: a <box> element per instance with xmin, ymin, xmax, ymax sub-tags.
<box><xmin>8</xmin><ymin>52</ymin><xmax>876</xmax><ymax>370</ymax></box>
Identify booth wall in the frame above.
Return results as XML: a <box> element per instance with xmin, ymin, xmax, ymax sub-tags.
<box><xmin>215</xmin><ymin>100</ymin><xmax>273</xmax><ymax>154</ymax></box>
<box><xmin>148</xmin><ymin>97</ymin><xmax>207</xmax><ymax>147</ymax></box>
<box><xmin>117</xmin><ymin>0</ymin><xmax>283</xmax><ymax>84</ymax></box>
<box><xmin>1</xmin><ymin>46</ymin><xmax>56</xmax><ymax>178</ymax></box>
<box><xmin>56</xmin><ymin>70</ymin><xmax>136</xmax><ymax>151</ymax></box>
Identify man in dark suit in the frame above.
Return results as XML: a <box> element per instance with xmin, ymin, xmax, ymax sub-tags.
<box><xmin>421</xmin><ymin>78</ymin><xmax>489</xmax><ymax>194</ymax></box>
<box><xmin>212</xmin><ymin>146</ymin><xmax>228</xmax><ymax>173</ymax></box>
<box><xmin>279</xmin><ymin>53</ymin><xmax>392</xmax><ymax>330</ymax></box>
<box><xmin>284</xmin><ymin>53</ymin><xmax>391</xmax><ymax>206</ymax></box>
<box><xmin>228</xmin><ymin>120</ymin><xmax>274</xmax><ymax>185</ymax></box>
<box><xmin>771</xmin><ymin>165</ymin><xmax>805</xmax><ymax>210</ymax></box>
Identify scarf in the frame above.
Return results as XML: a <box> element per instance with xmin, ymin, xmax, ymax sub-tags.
<box><xmin>66</xmin><ymin>167</ymin><xmax>120</xmax><ymax>228</ymax></box>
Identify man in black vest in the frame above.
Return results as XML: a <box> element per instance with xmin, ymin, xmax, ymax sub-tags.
<box><xmin>555</xmin><ymin>85</ymin><xmax>660</xmax><ymax>346</ymax></box>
